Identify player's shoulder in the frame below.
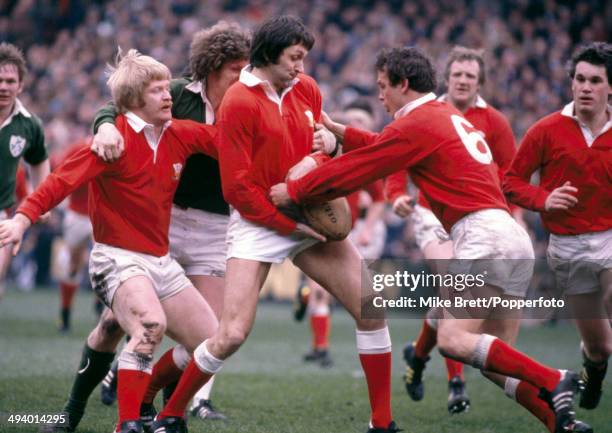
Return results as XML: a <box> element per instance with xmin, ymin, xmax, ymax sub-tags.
<box><xmin>523</xmin><ymin>110</ymin><xmax>565</xmax><ymax>141</ymax></box>
<box><xmin>295</xmin><ymin>73</ymin><xmax>321</xmax><ymax>98</ymax></box>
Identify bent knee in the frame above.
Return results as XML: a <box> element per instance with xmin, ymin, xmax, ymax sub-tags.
<box><xmin>222</xmin><ymin>327</ymin><xmax>249</xmax><ymax>352</ymax></box>
<box><xmin>131</xmin><ymin>320</ymin><xmax>166</xmax><ymax>354</ymax></box>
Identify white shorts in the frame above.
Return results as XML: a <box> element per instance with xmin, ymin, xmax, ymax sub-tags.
<box><xmin>547</xmin><ymin>229</ymin><xmax>612</xmax><ymax>295</ymax></box>
<box><xmin>410</xmin><ymin>204</ymin><xmax>449</xmax><ymax>251</ymax></box>
<box><xmin>89</xmin><ymin>243</ymin><xmax>191</xmax><ymax>307</ymax></box>
<box><xmin>169</xmin><ymin>205</ymin><xmax>228</xmax><ymax>277</ymax></box>
<box><xmin>349</xmin><ymin>219</ymin><xmax>387</xmax><ymax>260</ymax></box>
<box><xmin>62</xmin><ymin>209</ymin><xmax>92</xmax><ymax>249</ymax></box>
<box><xmin>226</xmin><ymin>209</ymin><xmax>319</xmax><ymax>263</ymax></box>
<box><xmin>449</xmin><ymin>209</ymin><xmax>535</xmax><ymax>297</ymax></box>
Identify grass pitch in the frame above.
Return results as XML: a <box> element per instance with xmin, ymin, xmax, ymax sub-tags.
<box><xmin>0</xmin><ymin>289</ymin><xmax>610</xmax><ymax>433</ymax></box>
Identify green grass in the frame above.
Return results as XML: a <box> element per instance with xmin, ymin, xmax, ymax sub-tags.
<box><xmin>0</xmin><ymin>289</ymin><xmax>610</xmax><ymax>433</ymax></box>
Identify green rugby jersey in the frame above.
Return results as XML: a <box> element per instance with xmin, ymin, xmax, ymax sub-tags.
<box><xmin>93</xmin><ymin>77</ymin><xmax>229</xmax><ymax>216</ymax></box>
<box><xmin>0</xmin><ymin>99</ymin><xmax>47</xmax><ymax>210</ymax></box>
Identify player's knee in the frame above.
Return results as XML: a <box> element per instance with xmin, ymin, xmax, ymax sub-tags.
<box><xmin>99</xmin><ymin>316</ymin><xmax>123</xmax><ymax>339</ymax></box>
<box><xmin>222</xmin><ymin>326</ymin><xmax>249</xmax><ymax>353</ymax></box>
<box><xmin>436</xmin><ymin>326</ymin><xmax>457</xmax><ymax>356</ymax></box>
<box><xmin>585</xmin><ymin>340</ymin><xmax>612</xmax><ymax>362</ymax></box>
<box><xmin>132</xmin><ymin>319</ymin><xmax>166</xmax><ymax>355</ymax></box>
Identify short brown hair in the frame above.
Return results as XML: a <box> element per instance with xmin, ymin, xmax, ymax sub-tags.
<box><xmin>189</xmin><ymin>21</ymin><xmax>250</xmax><ymax>82</ymax></box>
<box><xmin>0</xmin><ymin>42</ymin><xmax>27</xmax><ymax>82</ymax></box>
<box><xmin>106</xmin><ymin>48</ymin><xmax>171</xmax><ymax>112</ymax></box>
<box><xmin>444</xmin><ymin>46</ymin><xmax>486</xmax><ymax>85</ymax></box>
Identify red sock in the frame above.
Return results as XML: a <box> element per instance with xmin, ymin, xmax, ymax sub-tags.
<box><xmin>486</xmin><ymin>338</ymin><xmax>560</xmax><ymax>392</ymax></box>
<box><xmin>117</xmin><ymin>369</ymin><xmax>151</xmax><ymax>426</ymax></box>
<box><xmin>359</xmin><ymin>352</ymin><xmax>392</xmax><ymax>428</ymax></box>
<box><xmin>159</xmin><ymin>360</ymin><xmax>212</xmax><ymax>418</ymax></box>
<box><xmin>142</xmin><ymin>348</ymin><xmax>183</xmax><ymax>404</ymax></box>
<box><xmin>60</xmin><ymin>281</ymin><xmax>78</xmax><ymax>309</ymax></box>
<box><xmin>414</xmin><ymin>319</ymin><xmax>437</xmax><ymax>359</ymax></box>
<box><xmin>515</xmin><ymin>381</ymin><xmax>556</xmax><ymax>432</ymax></box>
<box><xmin>311</xmin><ymin>315</ymin><xmax>330</xmax><ymax>350</ymax></box>
<box><xmin>445</xmin><ymin>358</ymin><xmax>464</xmax><ymax>381</ymax></box>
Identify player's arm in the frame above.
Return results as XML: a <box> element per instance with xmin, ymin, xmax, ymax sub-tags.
<box><xmin>384</xmin><ymin>170</ymin><xmax>414</xmax><ymax>217</ymax></box>
<box><xmin>274</xmin><ymin>125</ymin><xmax>429</xmax><ymax>206</ymax></box>
<box><xmin>90</xmin><ymin>102</ymin><xmax>124</xmax><ymax>162</ymax></box>
<box><xmin>180</xmin><ymin>121</ymin><xmax>219</xmax><ymax>159</ymax></box>
<box><xmin>218</xmin><ymin>97</ymin><xmax>297</xmax><ymax>235</ymax></box>
<box><xmin>503</xmin><ymin>129</ymin><xmax>576</xmax><ymax>211</ymax></box>
<box><xmin>1</xmin><ymin>149</ymin><xmax>106</xmax><ymax>254</ymax></box>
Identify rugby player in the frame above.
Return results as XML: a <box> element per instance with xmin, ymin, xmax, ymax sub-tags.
<box><xmin>504</xmin><ymin>41</ymin><xmax>611</xmax><ymax>414</ymax></box>
<box><xmin>0</xmin><ymin>42</ymin><xmax>50</xmax><ymax>301</ymax></box>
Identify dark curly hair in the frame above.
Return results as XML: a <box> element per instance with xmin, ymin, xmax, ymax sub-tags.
<box><xmin>0</xmin><ymin>42</ymin><xmax>27</xmax><ymax>82</ymax></box>
<box><xmin>189</xmin><ymin>21</ymin><xmax>250</xmax><ymax>82</ymax></box>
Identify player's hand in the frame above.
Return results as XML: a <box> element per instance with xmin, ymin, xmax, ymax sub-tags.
<box><xmin>320</xmin><ymin>111</ymin><xmax>345</xmax><ymax>139</ymax></box>
<box><xmin>269</xmin><ymin>183</ymin><xmax>292</xmax><ymax>207</ymax></box>
<box><xmin>38</xmin><ymin>211</ymin><xmax>51</xmax><ymax>224</ymax></box>
<box><xmin>286</xmin><ymin>156</ymin><xmax>317</xmax><ymax>181</ymax></box>
<box><xmin>312</xmin><ymin>124</ymin><xmax>337</xmax><ymax>154</ymax></box>
<box><xmin>91</xmin><ymin>123</ymin><xmax>124</xmax><ymax>162</ymax></box>
<box><xmin>545</xmin><ymin>181</ymin><xmax>578</xmax><ymax>211</ymax></box>
<box><xmin>0</xmin><ymin>214</ymin><xmax>31</xmax><ymax>256</ymax></box>
<box><xmin>294</xmin><ymin>223</ymin><xmax>326</xmax><ymax>242</ymax></box>
<box><xmin>392</xmin><ymin>194</ymin><xmax>415</xmax><ymax>217</ymax></box>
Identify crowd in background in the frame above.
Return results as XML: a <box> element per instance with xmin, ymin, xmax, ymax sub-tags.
<box><xmin>1</xmin><ymin>0</ymin><xmax>609</xmax><ymax>292</ymax></box>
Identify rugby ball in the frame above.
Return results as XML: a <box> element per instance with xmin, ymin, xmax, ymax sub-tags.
<box><xmin>302</xmin><ymin>197</ymin><xmax>352</xmax><ymax>241</ymax></box>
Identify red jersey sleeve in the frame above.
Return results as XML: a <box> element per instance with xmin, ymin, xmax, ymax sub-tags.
<box><xmin>502</xmin><ymin>127</ymin><xmax>550</xmax><ymax>211</ymax></box>
<box><xmin>365</xmin><ymin>180</ymin><xmax>385</xmax><ymax>203</ymax></box>
<box><xmin>17</xmin><ymin>148</ymin><xmax>108</xmax><ymax>223</ymax></box>
<box><xmin>488</xmin><ymin>110</ymin><xmax>516</xmax><ymax>178</ymax></box>
<box><xmin>384</xmin><ymin>170</ymin><xmax>408</xmax><ymax>202</ymax></box>
<box><xmin>171</xmin><ymin>120</ymin><xmax>218</xmax><ymax>159</ymax></box>
<box><xmin>288</xmin><ymin>125</ymin><xmax>433</xmax><ymax>205</ymax></box>
<box><xmin>343</xmin><ymin>126</ymin><xmax>378</xmax><ymax>152</ymax></box>
<box><xmin>218</xmin><ymin>92</ymin><xmax>297</xmax><ymax>235</ymax></box>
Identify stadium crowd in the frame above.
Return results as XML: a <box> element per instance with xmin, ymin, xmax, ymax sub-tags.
<box><xmin>0</xmin><ymin>0</ymin><xmax>608</xmax><ymax>152</ymax></box>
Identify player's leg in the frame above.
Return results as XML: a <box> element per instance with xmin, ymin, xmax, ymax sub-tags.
<box><xmin>58</xmin><ymin>242</ymin><xmax>88</xmax><ymax>332</ymax></box>
<box><xmin>42</xmin><ymin>308</ymin><xmax>125</xmax><ymax>432</ymax></box>
<box><xmin>111</xmin><ymin>276</ymin><xmax>167</xmax><ymax>432</ymax></box>
<box><xmin>154</xmin><ymin>258</ymin><xmax>269</xmax><ymax>428</ymax></box>
<box><xmin>295</xmin><ymin>239</ymin><xmax>397</xmax><ymax>433</ymax></box>
<box><xmin>303</xmin><ymin>278</ymin><xmax>333</xmax><ymax>367</ymax></box>
<box><xmin>185</xmin><ymin>275</ymin><xmax>227</xmax><ymax>419</ymax></box>
<box><xmin>570</xmin><ymin>288</ymin><xmax>612</xmax><ymax>410</ymax></box>
<box><xmin>0</xmin><ymin>235</ymin><xmax>12</xmax><ymax>302</ymax></box>
<box><xmin>438</xmin><ymin>307</ymin><xmax>588</xmax><ymax>432</ymax></box>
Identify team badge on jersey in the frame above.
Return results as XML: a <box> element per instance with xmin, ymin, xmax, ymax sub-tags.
<box><xmin>172</xmin><ymin>163</ymin><xmax>183</xmax><ymax>180</ymax></box>
<box><xmin>304</xmin><ymin>110</ymin><xmax>314</xmax><ymax>128</ymax></box>
<box><xmin>9</xmin><ymin>135</ymin><xmax>26</xmax><ymax>157</ymax></box>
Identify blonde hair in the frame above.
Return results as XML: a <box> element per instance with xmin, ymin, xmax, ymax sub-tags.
<box><xmin>106</xmin><ymin>48</ymin><xmax>171</xmax><ymax>112</ymax></box>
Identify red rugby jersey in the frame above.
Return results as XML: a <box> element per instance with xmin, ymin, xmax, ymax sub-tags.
<box><xmin>503</xmin><ymin>105</ymin><xmax>612</xmax><ymax>235</ymax></box>
<box><xmin>60</xmin><ymin>138</ymin><xmax>92</xmax><ymax>216</ymax></box>
<box><xmin>288</xmin><ymin>95</ymin><xmax>508</xmax><ymax>232</ymax></box>
<box><xmin>18</xmin><ymin>115</ymin><xmax>217</xmax><ymax>256</ymax></box>
<box><xmin>217</xmin><ymin>70</ymin><xmax>322</xmax><ymax>235</ymax></box>
<box><xmin>385</xmin><ymin>95</ymin><xmax>516</xmax><ymax>210</ymax></box>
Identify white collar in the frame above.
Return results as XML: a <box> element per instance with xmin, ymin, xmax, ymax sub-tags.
<box><xmin>0</xmin><ymin>99</ymin><xmax>32</xmax><ymax>130</ymax></box>
<box><xmin>394</xmin><ymin>92</ymin><xmax>437</xmax><ymax>119</ymax></box>
<box><xmin>125</xmin><ymin>111</ymin><xmax>159</xmax><ymax>133</ymax></box>
<box><xmin>437</xmin><ymin>93</ymin><xmax>487</xmax><ymax>108</ymax></box>
<box><xmin>185</xmin><ymin>79</ymin><xmax>215</xmax><ymax>124</ymax></box>
<box><xmin>560</xmin><ymin>101</ymin><xmax>612</xmax><ymax>146</ymax></box>
<box><xmin>239</xmin><ymin>65</ymin><xmax>299</xmax><ymax>107</ymax></box>
<box><xmin>560</xmin><ymin>101</ymin><xmax>612</xmax><ymax>119</ymax></box>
